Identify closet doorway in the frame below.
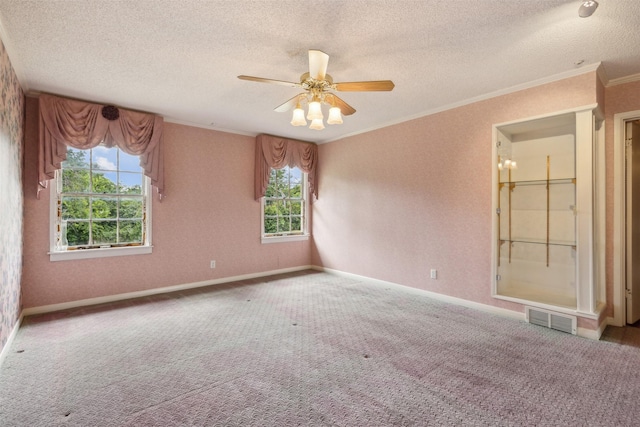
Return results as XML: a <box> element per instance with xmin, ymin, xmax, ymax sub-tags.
<box><xmin>614</xmin><ymin>112</ymin><xmax>640</xmax><ymax>326</ymax></box>
<box><xmin>626</xmin><ymin>120</ymin><xmax>640</xmax><ymax>324</ymax></box>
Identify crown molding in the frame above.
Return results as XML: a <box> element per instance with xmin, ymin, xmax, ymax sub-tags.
<box><xmin>164</xmin><ymin>117</ymin><xmax>257</xmax><ymax>137</ymax></box>
<box><xmin>324</xmin><ymin>63</ymin><xmax>602</xmax><ymax>144</ymax></box>
<box><xmin>607</xmin><ymin>72</ymin><xmax>640</xmax><ymax>87</ymax></box>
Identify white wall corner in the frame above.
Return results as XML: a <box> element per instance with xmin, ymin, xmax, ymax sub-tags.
<box><xmin>596</xmin><ymin>63</ymin><xmax>609</xmax><ymax>87</ymax></box>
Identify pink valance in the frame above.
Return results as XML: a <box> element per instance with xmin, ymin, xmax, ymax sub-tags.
<box><xmin>254</xmin><ymin>134</ymin><xmax>318</xmax><ymax>201</ymax></box>
<box><xmin>38</xmin><ymin>94</ymin><xmax>164</xmax><ymax>199</ymax></box>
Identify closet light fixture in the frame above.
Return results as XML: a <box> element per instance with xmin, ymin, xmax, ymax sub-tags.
<box><xmin>498</xmin><ymin>157</ymin><xmax>517</xmax><ymax>171</ymax></box>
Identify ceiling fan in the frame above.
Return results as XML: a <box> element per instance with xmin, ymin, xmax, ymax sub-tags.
<box><xmin>238</xmin><ymin>50</ymin><xmax>395</xmax><ymax>130</ymax></box>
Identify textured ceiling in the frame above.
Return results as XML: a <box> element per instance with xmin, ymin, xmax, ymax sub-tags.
<box><xmin>1</xmin><ymin>0</ymin><xmax>639</xmax><ymax>143</ymax></box>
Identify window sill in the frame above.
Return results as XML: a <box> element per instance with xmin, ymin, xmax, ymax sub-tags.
<box><xmin>261</xmin><ymin>234</ymin><xmax>310</xmax><ymax>244</ymax></box>
<box><xmin>49</xmin><ymin>245</ymin><xmax>153</xmax><ymax>262</ymax></box>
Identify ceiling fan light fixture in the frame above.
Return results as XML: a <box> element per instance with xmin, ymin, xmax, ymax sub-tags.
<box><xmin>238</xmin><ymin>50</ymin><xmax>394</xmax><ymax>131</ymax></box>
<box><xmin>327</xmin><ymin>106</ymin><xmax>343</xmax><ymax>125</ymax></box>
<box><xmin>290</xmin><ymin>106</ymin><xmax>307</xmax><ymax>126</ymax></box>
<box><xmin>307</xmin><ymin>100</ymin><xmax>323</xmax><ymax>121</ymax></box>
<box><xmin>578</xmin><ymin>0</ymin><xmax>598</xmax><ymax>17</ymax></box>
<box><xmin>309</xmin><ymin>118</ymin><xmax>325</xmax><ymax>130</ymax></box>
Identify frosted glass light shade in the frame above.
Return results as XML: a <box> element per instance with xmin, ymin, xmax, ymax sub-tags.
<box><xmin>290</xmin><ymin>108</ymin><xmax>307</xmax><ymax>126</ymax></box>
<box><xmin>307</xmin><ymin>101</ymin><xmax>323</xmax><ymax>120</ymax></box>
<box><xmin>327</xmin><ymin>106</ymin><xmax>343</xmax><ymax>124</ymax></box>
<box><xmin>309</xmin><ymin>118</ymin><xmax>325</xmax><ymax>130</ymax></box>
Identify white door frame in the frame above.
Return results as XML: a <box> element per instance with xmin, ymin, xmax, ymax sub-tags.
<box><xmin>613</xmin><ymin>110</ymin><xmax>640</xmax><ymax>326</ymax></box>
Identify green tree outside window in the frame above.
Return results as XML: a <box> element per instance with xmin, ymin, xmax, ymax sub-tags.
<box><xmin>263</xmin><ymin>166</ymin><xmax>305</xmax><ymax>236</ymax></box>
<box><xmin>58</xmin><ymin>146</ymin><xmax>146</xmax><ymax>248</ymax></box>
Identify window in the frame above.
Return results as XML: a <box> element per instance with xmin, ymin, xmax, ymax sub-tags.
<box><xmin>49</xmin><ymin>145</ymin><xmax>152</xmax><ymax>261</ymax></box>
<box><xmin>261</xmin><ymin>166</ymin><xmax>309</xmax><ymax>243</ymax></box>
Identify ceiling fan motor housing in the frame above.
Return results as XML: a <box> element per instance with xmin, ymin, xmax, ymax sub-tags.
<box><xmin>300</xmin><ymin>72</ymin><xmax>334</xmax><ymax>91</ymax></box>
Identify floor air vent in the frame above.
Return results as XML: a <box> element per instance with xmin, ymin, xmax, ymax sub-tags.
<box><xmin>525</xmin><ymin>307</ymin><xmax>577</xmax><ymax>335</ymax></box>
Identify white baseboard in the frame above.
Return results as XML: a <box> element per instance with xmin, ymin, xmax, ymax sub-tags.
<box><xmin>313</xmin><ymin>266</ymin><xmax>614</xmax><ymax>340</ymax></box>
<box><xmin>606</xmin><ymin>315</ymin><xmax>622</xmax><ymax>327</ymax></box>
<box><xmin>579</xmin><ymin>320</ymin><xmax>607</xmax><ymax>340</ymax></box>
<box><xmin>16</xmin><ymin>265</ymin><xmax>608</xmax><ymax>342</ymax></box>
<box><xmin>22</xmin><ymin>265</ymin><xmax>313</xmax><ymax>316</ymax></box>
<box><xmin>312</xmin><ymin>265</ymin><xmax>525</xmax><ymax>322</ymax></box>
<box><xmin>0</xmin><ymin>312</ymin><xmax>24</xmax><ymax>369</ymax></box>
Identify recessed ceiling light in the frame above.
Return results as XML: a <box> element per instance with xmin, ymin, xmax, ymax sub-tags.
<box><xmin>578</xmin><ymin>0</ymin><xmax>599</xmax><ymax>18</ymax></box>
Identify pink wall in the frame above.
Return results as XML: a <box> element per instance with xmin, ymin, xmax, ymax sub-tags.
<box><xmin>21</xmin><ymin>70</ymin><xmax>640</xmax><ymax>332</ymax></box>
<box><xmin>312</xmin><ymin>72</ymin><xmax>599</xmax><ymax>318</ymax></box>
<box><xmin>22</xmin><ymin>97</ymin><xmax>311</xmax><ymax>308</ymax></box>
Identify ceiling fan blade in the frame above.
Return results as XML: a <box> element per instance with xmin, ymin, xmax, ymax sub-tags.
<box><xmin>328</xmin><ymin>94</ymin><xmax>356</xmax><ymax>116</ymax></box>
<box><xmin>309</xmin><ymin>50</ymin><xmax>329</xmax><ymax>80</ymax></box>
<box><xmin>274</xmin><ymin>94</ymin><xmax>305</xmax><ymax>113</ymax></box>
<box><xmin>334</xmin><ymin>80</ymin><xmax>395</xmax><ymax>91</ymax></box>
<box><xmin>237</xmin><ymin>75</ymin><xmax>300</xmax><ymax>88</ymax></box>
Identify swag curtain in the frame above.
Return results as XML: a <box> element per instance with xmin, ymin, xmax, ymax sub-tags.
<box><xmin>38</xmin><ymin>94</ymin><xmax>165</xmax><ymax>199</ymax></box>
<box><xmin>254</xmin><ymin>134</ymin><xmax>318</xmax><ymax>201</ymax></box>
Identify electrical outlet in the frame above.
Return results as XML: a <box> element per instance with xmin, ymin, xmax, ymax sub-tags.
<box><xmin>430</xmin><ymin>269</ymin><xmax>437</xmax><ymax>279</ymax></box>
<box><xmin>210</xmin><ymin>260</ymin><xmax>216</xmax><ymax>269</ymax></box>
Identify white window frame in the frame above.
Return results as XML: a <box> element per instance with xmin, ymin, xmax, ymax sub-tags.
<box><xmin>261</xmin><ymin>167</ymin><xmax>310</xmax><ymax>244</ymax></box>
<box><xmin>49</xmin><ymin>148</ymin><xmax>153</xmax><ymax>262</ymax></box>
